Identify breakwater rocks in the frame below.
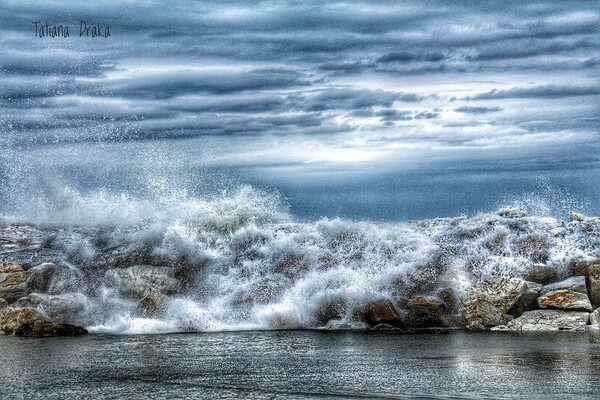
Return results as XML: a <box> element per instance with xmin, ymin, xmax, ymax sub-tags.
<box><xmin>1</xmin><ymin>207</ymin><xmax>600</xmax><ymax>335</ymax></box>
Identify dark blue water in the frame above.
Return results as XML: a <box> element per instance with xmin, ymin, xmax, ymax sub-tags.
<box><xmin>2</xmin><ymin>331</ymin><xmax>600</xmax><ymax>399</ymax></box>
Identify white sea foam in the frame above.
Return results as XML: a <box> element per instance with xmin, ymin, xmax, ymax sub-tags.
<box><xmin>1</xmin><ymin>179</ymin><xmax>599</xmax><ymax>334</ymax></box>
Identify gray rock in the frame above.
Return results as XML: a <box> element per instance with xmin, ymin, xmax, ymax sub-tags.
<box><xmin>405</xmin><ymin>295</ymin><xmax>446</xmax><ymax>328</ymax></box>
<box><xmin>492</xmin><ymin>310</ymin><xmax>589</xmax><ymax>332</ymax></box>
<box><xmin>508</xmin><ymin>281</ymin><xmax>542</xmax><ymax>317</ymax></box>
<box><xmin>459</xmin><ymin>277</ymin><xmax>526</xmax><ymax>330</ymax></box>
<box><xmin>590</xmin><ymin>308</ymin><xmax>600</xmax><ymax>326</ymax></box>
<box><xmin>439</xmin><ymin>313</ymin><xmax>467</xmax><ymax>329</ymax></box>
<box><xmin>540</xmin><ymin>276</ymin><xmax>587</xmax><ymax>296</ymax></box>
<box><xmin>525</xmin><ymin>264</ymin><xmax>559</xmax><ymax>285</ymax></box>
<box><xmin>0</xmin><ymin>298</ymin><xmax>7</xmax><ymax>308</ymax></box>
<box><xmin>104</xmin><ymin>265</ymin><xmax>182</xmax><ymax>298</ymax></box>
<box><xmin>587</xmin><ymin>263</ymin><xmax>600</xmax><ymax>307</ymax></box>
<box><xmin>537</xmin><ymin>290</ymin><xmax>593</xmax><ymax>312</ymax></box>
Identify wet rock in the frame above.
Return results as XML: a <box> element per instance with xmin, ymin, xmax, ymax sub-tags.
<box><xmin>22</xmin><ymin>320</ymin><xmax>88</xmax><ymax>337</ymax></box>
<box><xmin>364</xmin><ymin>299</ymin><xmax>403</xmax><ymax>327</ymax></box>
<box><xmin>459</xmin><ymin>277</ymin><xmax>526</xmax><ymax>331</ymax></box>
<box><xmin>492</xmin><ymin>310</ymin><xmax>589</xmax><ymax>332</ymax></box>
<box><xmin>405</xmin><ymin>295</ymin><xmax>446</xmax><ymax>328</ymax></box>
<box><xmin>0</xmin><ymin>298</ymin><xmax>7</xmax><ymax>308</ymax></box>
<box><xmin>540</xmin><ymin>276</ymin><xmax>587</xmax><ymax>296</ymax></box>
<box><xmin>508</xmin><ymin>281</ymin><xmax>542</xmax><ymax>317</ymax></box>
<box><xmin>537</xmin><ymin>290</ymin><xmax>593</xmax><ymax>312</ymax></box>
<box><xmin>439</xmin><ymin>313</ymin><xmax>467</xmax><ymax>329</ymax></box>
<box><xmin>104</xmin><ymin>265</ymin><xmax>182</xmax><ymax>298</ymax></box>
<box><xmin>322</xmin><ymin>320</ymin><xmax>368</xmax><ymax>331</ymax></box>
<box><xmin>370</xmin><ymin>323</ymin><xmax>401</xmax><ymax>331</ymax></box>
<box><xmin>0</xmin><ymin>263</ymin><xmax>54</xmax><ymax>303</ymax></box>
<box><xmin>316</xmin><ymin>298</ymin><xmax>347</xmax><ymax>325</ymax></box>
<box><xmin>525</xmin><ymin>264</ymin><xmax>559</xmax><ymax>285</ymax></box>
<box><xmin>137</xmin><ymin>292</ymin><xmax>169</xmax><ymax>318</ymax></box>
<box><xmin>0</xmin><ymin>306</ymin><xmax>87</xmax><ymax>337</ymax></box>
<box><xmin>437</xmin><ymin>287</ymin><xmax>457</xmax><ymax>311</ymax></box>
<box><xmin>587</xmin><ymin>262</ymin><xmax>600</xmax><ymax>307</ymax></box>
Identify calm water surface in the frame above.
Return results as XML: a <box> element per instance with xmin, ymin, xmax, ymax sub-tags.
<box><xmin>2</xmin><ymin>331</ymin><xmax>600</xmax><ymax>399</ymax></box>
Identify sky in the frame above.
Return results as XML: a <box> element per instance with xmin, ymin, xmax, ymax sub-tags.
<box><xmin>1</xmin><ymin>1</ymin><xmax>599</xmax><ymax>220</ymax></box>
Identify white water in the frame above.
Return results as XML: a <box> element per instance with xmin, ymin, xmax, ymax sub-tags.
<box><xmin>1</xmin><ymin>183</ymin><xmax>598</xmax><ymax>334</ymax></box>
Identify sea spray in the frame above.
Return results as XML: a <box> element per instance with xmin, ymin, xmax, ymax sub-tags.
<box><xmin>1</xmin><ymin>185</ymin><xmax>598</xmax><ymax>334</ymax></box>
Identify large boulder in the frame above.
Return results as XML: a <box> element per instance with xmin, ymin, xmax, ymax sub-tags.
<box><xmin>540</xmin><ymin>276</ymin><xmax>587</xmax><ymax>296</ymax></box>
<box><xmin>508</xmin><ymin>281</ymin><xmax>542</xmax><ymax>317</ymax></box>
<box><xmin>587</xmin><ymin>262</ymin><xmax>600</xmax><ymax>307</ymax></box>
<box><xmin>137</xmin><ymin>292</ymin><xmax>169</xmax><ymax>318</ymax></box>
<box><xmin>364</xmin><ymin>299</ymin><xmax>403</xmax><ymax>327</ymax></box>
<box><xmin>104</xmin><ymin>265</ymin><xmax>182</xmax><ymax>298</ymax></box>
<box><xmin>525</xmin><ymin>264</ymin><xmax>559</xmax><ymax>285</ymax></box>
<box><xmin>492</xmin><ymin>310</ymin><xmax>589</xmax><ymax>332</ymax></box>
<box><xmin>405</xmin><ymin>295</ymin><xmax>446</xmax><ymax>328</ymax></box>
<box><xmin>0</xmin><ymin>263</ymin><xmax>54</xmax><ymax>303</ymax></box>
<box><xmin>0</xmin><ymin>306</ymin><xmax>87</xmax><ymax>337</ymax></box>
<box><xmin>459</xmin><ymin>277</ymin><xmax>526</xmax><ymax>330</ymax></box>
<box><xmin>537</xmin><ymin>290</ymin><xmax>593</xmax><ymax>312</ymax></box>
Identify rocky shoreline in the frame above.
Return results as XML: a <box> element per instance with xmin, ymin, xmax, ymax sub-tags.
<box><xmin>1</xmin><ymin>211</ymin><xmax>600</xmax><ymax>337</ymax></box>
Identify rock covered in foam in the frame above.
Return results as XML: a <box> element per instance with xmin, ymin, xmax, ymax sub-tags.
<box><xmin>0</xmin><ymin>263</ymin><xmax>54</xmax><ymax>303</ymax></box>
<box><xmin>0</xmin><ymin>306</ymin><xmax>87</xmax><ymax>337</ymax></box>
<box><xmin>137</xmin><ymin>292</ymin><xmax>169</xmax><ymax>318</ymax></box>
<box><xmin>540</xmin><ymin>276</ymin><xmax>587</xmax><ymax>296</ymax></box>
<box><xmin>537</xmin><ymin>290</ymin><xmax>593</xmax><ymax>312</ymax></box>
<box><xmin>459</xmin><ymin>277</ymin><xmax>526</xmax><ymax>331</ymax></box>
<box><xmin>492</xmin><ymin>310</ymin><xmax>589</xmax><ymax>332</ymax></box>
<box><xmin>14</xmin><ymin>292</ymin><xmax>89</xmax><ymax>324</ymax></box>
<box><xmin>364</xmin><ymin>299</ymin><xmax>403</xmax><ymax>327</ymax></box>
<box><xmin>104</xmin><ymin>265</ymin><xmax>182</xmax><ymax>298</ymax></box>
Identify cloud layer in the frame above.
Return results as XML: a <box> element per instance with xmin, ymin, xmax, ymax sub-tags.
<box><xmin>1</xmin><ymin>0</ymin><xmax>599</xmax><ymax>166</ymax></box>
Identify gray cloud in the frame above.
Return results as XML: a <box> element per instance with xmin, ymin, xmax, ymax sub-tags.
<box><xmin>454</xmin><ymin>106</ymin><xmax>503</xmax><ymax>114</ymax></box>
<box><xmin>469</xmin><ymin>84</ymin><xmax>600</xmax><ymax>100</ymax></box>
<box><xmin>0</xmin><ymin>0</ymin><xmax>598</xmax><ymax>155</ymax></box>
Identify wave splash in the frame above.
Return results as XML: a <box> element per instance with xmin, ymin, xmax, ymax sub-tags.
<box><xmin>1</xmin><ymin>184</ymin><xmax>599</xmax><ymax>334</ymax></box>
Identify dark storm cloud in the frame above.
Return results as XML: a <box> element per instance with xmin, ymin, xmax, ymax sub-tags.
<box><xmin>469</xmin><ymin>84</ymin><xmax>600</xmax><ymax>100</ymax></box>
<box><xmin>1</xmin><ymin>0</ymin><xmax>599</xmax><ymax>152</ymax></box>
<box><xmin>99</xmin><ymin>69</ymin><xmax>308</xmax><ymax>99</ymax></box>
<box><xmin>454</xmin><ymin>106</ymin><xmax>503</xmax><ymax>114</ymax></box>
